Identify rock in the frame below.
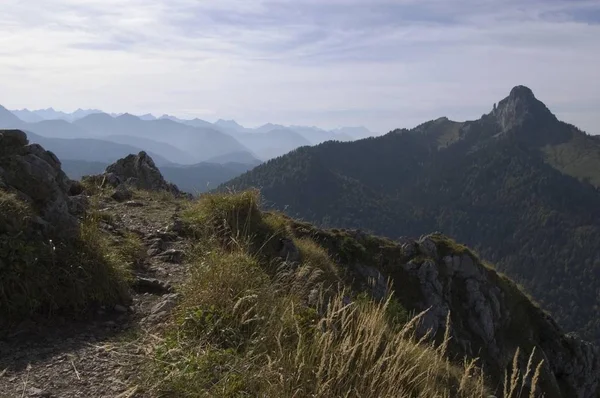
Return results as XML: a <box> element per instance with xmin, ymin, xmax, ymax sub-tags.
<box><xmin>103</xmin><ymin>172</ymin><xmax>121</xmax><ymax>188</ymax></box>
<box><xmin>145</xmin><ymin>293</ymin><xmax>181</xmax><ymax>323</ymax></box>
<box><xmin>158</xmin><ymin>249</ymin><xmax>185</xmax><ymax>264</ymax></box>
<box><xmin>417</xmin><ymin>235</ymin><xmax>438</xmax><ymax>259</ymax></box>
<box><xmin>131</xmin><ymin>277</ymin><xmax>173</xmax><ymax>295</ymax></box>
<box><xmin>389</xmin><ymin>235</ymin><xmax>600</xmax><ymax>398</ymax></box>
<box><xmin>149</xmin><ymin>230</ymin><xmax>178</xmax><ymax>242</ymax></box>
<box><xmin>150</xmin><ymin>293</ymin><xmax>180</xmax><ymax>315</ymax></box>
<box><xmin>111</xmin><ymin>185</ymin><xmax>133</xmax><ymax>202</ymax></box>
<box><xmin>0</xmin><ymin>130</ymin><xmax>79</xmax><ymax>236</ymax></box>
<box><xmin>167</xmin><ymin>219</ymin><xmax>186</xmax><ymax>235</ymax></box>
<box><xmin>68</xmin><ymin>180</ymin><xmax>84</xmax><ymax>196</ymax></box>
<box><xmin>67</xmin><ymin>194</ymin><xmax>89</xmax><ymax>215</ymax></box>
<box><xmin>0</xmin><ymin>129</ymin><xmax>27</xmax><ymax>150</ymax></box>
<box><xmin>146</xmin><ymin>238</ymin><xmax>169</xmax><ymax>256</ymax></box>
<box><xmin>104</xmin><ymin>152</ymin><xmax>182</xmax><ymax>194</ymax></box>
<box><xmin>401</xmin><ymin>241</ymin><xmax>417</xmax><ymax>258</ymax></box>
<box><xmin>353</xmin><ymin>263</ymin><xmax>388</xmax><ymax>300</ymax></box>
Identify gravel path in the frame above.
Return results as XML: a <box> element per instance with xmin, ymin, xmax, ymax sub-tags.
<box><xmin>0</xmin><ymin>196</ymin><xmax>190</xmax><ymax>398</ymax></box>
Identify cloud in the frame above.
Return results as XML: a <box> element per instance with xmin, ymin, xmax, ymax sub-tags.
<box><xmin>0</xmin><ymin>0</ymin><xmax>599</xmax><ymax>133</ymax></box>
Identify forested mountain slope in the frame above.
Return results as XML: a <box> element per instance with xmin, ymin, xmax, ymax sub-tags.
<box><xmin>223</xmin><ymin>86</ymin><xmax>600</xmax><ymax>342</ymax></box>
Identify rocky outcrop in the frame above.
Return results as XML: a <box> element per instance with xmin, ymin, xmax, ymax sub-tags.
<box><xmin>0</xmin><ymin>130</ymin><xmax>85</xmax><ymax>236</ymax></box>
<box><xmin>333</xmin><ymin>231</ymin><xmax>600</xmax><ymax>398</ymax></box>
<box><xmin>99</xmin><ymin>152</ymin><xmax>183</xmax><ymax>196</ymax></box>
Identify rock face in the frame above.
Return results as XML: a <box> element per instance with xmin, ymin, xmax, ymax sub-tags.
<box><xmin>342</xmin><ymin>232</ymin><xmax>599</xmax><ymax>398</ymax></box>
<box><xmin>0</xmin><ymin>130</ymin><xmax>84</xmax><ymax>235</ymax></box>
<box><xmin>101</xmin><ymin>152</ymin><xmax>182</xmax><ymax>195</ymax></box>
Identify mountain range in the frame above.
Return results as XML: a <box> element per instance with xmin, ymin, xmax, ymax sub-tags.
<box><xmin>223</xmin><ymin>86</ymin><xmax>600</xmax><ymax>343</ymax></box>
<box><xmin>0</xmin><ymin>104</ymin><xmax>376</xmax><ymax>193</ymax></box>
<box><xmin>5</xmin><ymin>106</ymin><xmax>375</xmax><ymax>154</ymax></box>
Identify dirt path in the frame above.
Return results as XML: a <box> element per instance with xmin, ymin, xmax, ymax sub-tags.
<box><xmin>0</xmin><ymin>196</ymin><xmax>189</xmax><ymax>398</ymax></box>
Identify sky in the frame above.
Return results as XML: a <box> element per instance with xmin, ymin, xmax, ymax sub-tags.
<box><xmin>1</xmin><ymin>0</ymin><xmax>599</xmax><ymax>134</ymax></box>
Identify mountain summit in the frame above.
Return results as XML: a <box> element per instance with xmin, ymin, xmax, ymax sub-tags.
<box><xmin>492</xmin><ymin>85</ymin><xmax>557</xmax><ymax>134</ymax></box>
<box><xmin>223</xmin><ymin>86</ymin><xmax>600</xmax><ymax>343</ymax></box>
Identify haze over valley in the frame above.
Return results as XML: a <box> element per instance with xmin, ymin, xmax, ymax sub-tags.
<box><xmin>0</xmin><ymin>105</ymin><xmax>377</xmax><ymax>192</ymax></box>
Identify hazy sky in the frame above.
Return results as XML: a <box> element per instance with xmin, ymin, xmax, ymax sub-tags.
<box><xmin>1</xmin><ymin>0</ymin><xmax>599</xmax><ymax>133</ymax></box>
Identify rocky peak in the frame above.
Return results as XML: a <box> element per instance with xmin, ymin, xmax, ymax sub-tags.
<box><xmin>508</xmin><ymin>85</ymin><xmax>536</xmax><ymax>100</ymax></box>
<box><xmin>492</xmin><ymin>85</ymin><xmax>557</xmax><ymax>133</ymax></box>
<box><xmin>100</xmin><ymin>152</ymin><xmax>183</xmax><ymax>196</ymax></box>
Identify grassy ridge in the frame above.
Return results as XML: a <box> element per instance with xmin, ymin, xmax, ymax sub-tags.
<box><xmin>147</xmin><ymin>191</ymin><xmax>540</xmax><ymax>397</ymax></box>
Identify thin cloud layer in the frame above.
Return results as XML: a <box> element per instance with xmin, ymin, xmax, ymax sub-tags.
<box><xmin>1</xmin><ymin>0</ymin><xmax>599</xmax><ymax>132</ymax></box>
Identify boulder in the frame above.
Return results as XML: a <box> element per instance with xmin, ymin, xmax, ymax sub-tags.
<box><xmin>111</xmin><ymin>185</ymin><xmax>133</xmax><ymax>202</ymax></box>
<box><xmin>0</xmin><ymin>130</ymin><xmax>83</xmax><ymax>236</ymax></box>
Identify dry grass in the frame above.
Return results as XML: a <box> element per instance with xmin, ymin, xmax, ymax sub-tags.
<box><xmin>145</xmin><ymin>191</ymin><xmax>542</xmax><ymax>397</ymax></box>
<box><xmin>149</xmin><ymin>249</ymin><xmax>489</xmax><ymax>397</ymax></box>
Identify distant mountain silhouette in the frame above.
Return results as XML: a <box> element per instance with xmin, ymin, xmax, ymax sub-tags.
<box><xmin>11</xmin><ymin>107</ymin><xmax>103</xmax><ymax>122</ymax></box>
<box><xmin>73</xmin><ymin>113</ymin><xmax>250</xmax><ymax>163</ymax></box>
<box><xmin>25</xmin><ymin>131</ymin><xmax>171</xmax><ymax>165</ymax></box>
<box><xmin>215</xmin><ymin>119</ymin><xmax>248</xmax><ymax>133</ymax></box>
<box><xmin>4</xmin><ymin>104</ymin><xmax>378</xmax><ymax>164</ymax></box>
<box><xmin>159</xmin><ymin>115</ymin><xmax>215</xmax><ymax>129</ymax></box>
<box><xmin>205</xmin><ymin>151</ymin><xmax>262</xmax><ymax>165</ymax></box>
<box><xmin>0</xmin><ymin>105</ymin><xmax>25</xmax><ymax>127</ymax></box>
<box><xmin>102</xmin><ymin>135</ymin><xmax>198</xmax><ymax>165</ymax></box>
<box><xmin>236</xmin><ymin>128</ymin><xmax>312</xmax><ymax>160</ymax></box>
<box><xmin>11</xmin><ymin>109</ymin><xmax>44</xmax><ymax>123</ymax></box>
<box><xmin>222</xmin><ymin>85</ymin><xmax>600</xmax><ymax>342</ymax></box>
<box><xmin>26</xmin><ymin>119</ymin><xmax>92</xmax><ymax>139</ymax></box>
<box><xmin>289</xmin><ymin>125</ymin><xmax>355</xmax><ymax>144</ymax></box>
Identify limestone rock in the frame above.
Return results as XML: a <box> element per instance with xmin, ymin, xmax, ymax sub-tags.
<box><xmin>379</xmin><ymin>236</ymin><xmax>600</xmax><ymax>398</ymax></box>
<box><xmin>417</xmin><ymin>235</ymin><xmax>438</xmax><ymax>259</ymax></box>
<box><xmin>353</xmin><ymin>263</ymin><xmax>388</xmax><ymax>300</ymax></box>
